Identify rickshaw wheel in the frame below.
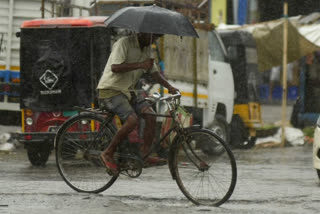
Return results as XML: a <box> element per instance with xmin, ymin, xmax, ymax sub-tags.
<box><xmin>27</xmin><ymin>143</ymin><xmax>51</xmax><ymax>166</ymax></box>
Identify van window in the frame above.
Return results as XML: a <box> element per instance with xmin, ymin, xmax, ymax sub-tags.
<box><xmin>208</xmin><ymin>31</ymin><xmax>226</xmax><ymax>62</ymax></box>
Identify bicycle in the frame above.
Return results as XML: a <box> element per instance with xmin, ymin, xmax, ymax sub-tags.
<box><xmin>55</xmin><ymin>92</ymin><xmax>237</xmax><ymax>207</ymax></box>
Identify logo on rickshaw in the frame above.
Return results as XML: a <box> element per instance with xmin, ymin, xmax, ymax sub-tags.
<box><xmin>40</xmin><ymin>69</ymin><xmax>58</xmax><ymax>90</ymax></box>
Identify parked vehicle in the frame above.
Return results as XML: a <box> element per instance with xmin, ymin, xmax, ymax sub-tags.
<box><xmin>313</xmin><ymin>116</ymin><xmax>320</xmax><ymax>179</ymax></box>
<box><xmin>218</xmin><ymin>29</ymin><xmax>262</xmax><ymax>148</ymax></box>
<box><xmin>0</xmin><ymin>0</ymin><xmax>90</xmax><ymax>124</ymax></box>
<box><xmin>18</xmin><ymin>17</ymin><xmax>111</xmax><ymax>166</ymax></box>
<box><xmin>152</xmin><ymin>29</ymin><xmax>234</xmax><ymax>145</ymax></box>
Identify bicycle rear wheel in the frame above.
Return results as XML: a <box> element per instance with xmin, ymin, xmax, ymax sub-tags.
<box><xmin>172</xmin><ymin>129</ymin><xmax>237</xmax><ymax>206</ymax></box>
<box><xmin>55</xmin><ymin>113</ymin><xmax>118</xmax><ymax>193</ymax></box>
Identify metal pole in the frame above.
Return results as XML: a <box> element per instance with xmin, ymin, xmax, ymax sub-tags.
<box><xmin>193</xmin><ymin>37</ymin><xmax>198</xmax><ymax>108</ymax></box>
<box><xmin>41</xmin><ymin>0</ymin><xmax>45</xmax><ymax>18</ymax></box>
<box><xmin>281</xmin><ymin>0</ymin><xmax>288</xmax><ymax>146</ymax></box>
<box><xmin>90</xmin><ymin>35</ymin><xmax>95</xmax><ymax>108</ymax></box>
<box><xmin>51</xmin><ymin>1</ymin><xmax>54</xmax><ymax>17</ymax></box>
<box><xmin>5</xmin><ymin>0</ymin><xmax>14</xmax><ymax>104</ymax></box>
<box><xmin>6</xmin><ymin>0</ymin><xmax>14</xmax><ymax>71</ymax></box>
<box><xmin>0</xmin><ymin>33</ymin><xmax>3</xmax><ymax>53</ymax></box>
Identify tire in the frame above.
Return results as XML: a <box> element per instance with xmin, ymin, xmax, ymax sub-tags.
<box><xmin>243</xmin><ymin>136</ymin><xmax>257</xmax><ymax>149</ymax></box>
<box><xmin>317</xmin><ymin>169</ymin><xmax>320</xmax><ymax>180</ymax></box>
<box><xmin>230</xmin><ymin>114</ymin><xmax>248</xmax><ymax>149</ymax></box>
<box><xmin>204</xmin><ymin>114</ymin><xmax>230</xmax><ymax>155</ymax></box>
<box><xmin>230</xmin><ymin>115</ymin><xmax>257</xmax><ymax>149</ymax></box>
<box><xmin>172</xmin><ymin>129</ymin><xmax>237</xmax><ymax>206</ymax></box>
<box><xmin>290</xmin><ymin>98</ymin><xmax>302</xmax><ymax>128</ymax></box>
<box><xmin>27</xmin><ymin>143</ymin><xmax>51</xmax><ymax>167</ymax></box>
<box><xmin>55</xmin><ymin>113</ymin><xmax>118</xmax><ymax>193</ymax></box>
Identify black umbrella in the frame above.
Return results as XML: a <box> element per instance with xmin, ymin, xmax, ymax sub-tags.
<box><xmin>104</xmin><ymin>5</ymin><xmax>199</xmax><ymax>38</ymax></box>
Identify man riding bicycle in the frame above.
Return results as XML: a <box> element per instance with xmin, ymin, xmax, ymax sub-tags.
<box><xmin>97</xmin><ymin>33</ymin><xmax>179</xmax><ymax>175</ymax></box>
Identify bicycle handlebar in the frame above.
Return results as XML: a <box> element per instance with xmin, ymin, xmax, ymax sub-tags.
<box><xmin>160</xmin><ymin>91</ymin><xmax>181</xmax><ymax>101</ymax></box>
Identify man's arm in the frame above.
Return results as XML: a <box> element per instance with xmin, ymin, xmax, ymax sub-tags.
<box><xmin>111</xmin><ymin>59</ymin><xmax>154</xmax><ymax>73</ymax></box>
<box><xmin>151</xmin><ymin>71</ymin><xmax>179</xmax><ymax>94</ymax></box>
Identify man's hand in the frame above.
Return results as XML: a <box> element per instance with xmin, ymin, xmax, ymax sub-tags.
<box><xmin>151</xmin><ymin>72</ymin><xmax>179</xmax><ymax>94</ymax></box>
<box><xmin>111</xmin><ymin>58</ymin><xmax>154</xmax><ymax>73</ymax></box>
<box><xmin>141</xmin><ymin>58</ymin><xmax>154</xmax><ymax>70</ymax></box>
<box><xmin>168</xmin><ymin>86</ymin><xmax>179</xmax><ymax>94</ymax></box>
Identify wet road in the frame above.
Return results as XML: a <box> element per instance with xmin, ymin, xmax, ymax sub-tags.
<box><xmin>0</xmin><ymin>105</ymin><xmax>319</xmax><ymax>213</ymax></box>
<box><xmin>0</xmin><ymin>143</ymin><xmax>319</xmax><ymax>214</ymax></box>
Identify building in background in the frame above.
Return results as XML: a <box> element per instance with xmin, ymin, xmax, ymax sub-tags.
<box><xmin>210</xmin><ymin>0</ymin><xmax>227</xmax><ymax>25</ymax></box>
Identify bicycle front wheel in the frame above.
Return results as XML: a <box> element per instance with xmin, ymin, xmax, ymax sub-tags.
<box><xmin>55</xmin><ymin>113</ymin><xmax>118</xmax><ymax>193</ymax></box>
<box><xmin>172</xmin><ymin>129</ymin><xmax>237</xmax><ymax>206</ymax></box>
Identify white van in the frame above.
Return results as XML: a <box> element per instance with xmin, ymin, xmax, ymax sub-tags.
<box><xmin>152</xmin><ymin>29</ymin><xmax>234</xmax><ymax>143</ymax></box>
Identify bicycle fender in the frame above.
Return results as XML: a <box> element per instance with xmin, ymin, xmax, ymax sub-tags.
<box><xmin>54</xmin><ymin>112</ymin><xmax>114</xmax><ymax>149</ymax></box>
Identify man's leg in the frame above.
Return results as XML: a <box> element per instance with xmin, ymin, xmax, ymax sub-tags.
<box><xmin>269</xmin><ymin>66</ymin><xmax>281</xmax><ymax>101</ymax></box>
<box><xmin>101</xmin><ymin>113</ymin><xmax>138</xmax><ymax>163</ymax></box>
<box><xmin>140</xmin><ymin>107</ymin><xmax>156</xmax><ymax>157</ymax></box>
<box><xmin>139</xmin><ymin>106</ymin><xmax>166</xmax><ymax>166</ymax></box>
<box><xmin>99</xmin><ymin>94</ymin><xmax>137</xmax><ymax>173</ymax></box>
<box><xmin>269</xmin><ymin>80</ymin><xmax>275</xmax><ymax>101</ymax></box>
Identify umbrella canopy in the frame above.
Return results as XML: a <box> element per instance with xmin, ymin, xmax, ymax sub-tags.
<box><xmin>104</xmin><ymin>5</ymin><xmax>199</xmax><ymax>38</ymax></box>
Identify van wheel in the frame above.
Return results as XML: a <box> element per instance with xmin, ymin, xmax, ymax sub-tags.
<box><xmin>207</xmin><ymin>114</ymin><xmax>230</xmax><ymax>142</ymax></box>
<box><xmin>27</xmin><ymin>144</ymin><xmax>51</xmax><ymax>166</ymax></box>
<box><xmin>317</xmin><ymin>169</ymin><xmax>320</xmax><ymax>179</ymax></box>
<box><xmin>202</xmin><ymin>114</ymin><xmax>230</xmax><ymax>155</ymax></box>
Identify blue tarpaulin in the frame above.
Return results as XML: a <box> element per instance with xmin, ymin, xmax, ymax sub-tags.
<box><xmin>238</xmin><ymin>0</ymin><xmax>248</xmax><ymax>25</ymax></box>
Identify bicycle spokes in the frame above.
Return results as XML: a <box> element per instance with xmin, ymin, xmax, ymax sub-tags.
<box><xmin>173</xmin><ymin>129</ymin><xmax>237</xmax><ymax>206</ymax></box>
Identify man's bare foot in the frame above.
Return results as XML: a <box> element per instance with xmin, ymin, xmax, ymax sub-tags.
<box><xmin>100</xmin><ymin>153</ymin><xmax>118</xmax><ymax>175</ymax></box>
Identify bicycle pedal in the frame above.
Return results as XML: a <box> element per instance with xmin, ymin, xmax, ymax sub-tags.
<box><xmin>105</xmin><ymin>168</ymin><xmax>119</xmax><ymax>176</ymax></box>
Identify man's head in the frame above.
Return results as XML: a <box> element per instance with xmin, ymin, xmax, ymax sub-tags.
<box><xmin>137</xmin><ymin>33</ymin><xmax>163</xmax><ymax>47</ymax></box>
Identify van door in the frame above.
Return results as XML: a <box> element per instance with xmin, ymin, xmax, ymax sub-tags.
<box><xmin>203</xmin><ymin>30</ymin><xmax>234</xmax><ymax>126</ymax></box>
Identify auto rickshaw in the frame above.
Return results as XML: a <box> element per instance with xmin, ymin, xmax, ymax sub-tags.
<box><xmin>218</xmin><ymin>29</ymin><xmax>262</xmax><ymax>149</ymax></box>
<box><xmin>18</xmin><ymin>17</ymin><xmax>111</xmax><ymax>166</ymax></box>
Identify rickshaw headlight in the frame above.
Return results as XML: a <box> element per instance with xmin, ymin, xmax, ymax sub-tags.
<box><xmin>81</xmin><ymin>120</ymin><xmax>88</xmax><ymax>125</ymax></box>
<box><xmin>26</xmin><ymin>117</ymin><xmax>33</xmax><ymax>126</ymax></box>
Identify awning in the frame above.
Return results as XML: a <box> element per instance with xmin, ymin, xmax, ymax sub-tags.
<box><xmin>243</xmin><ymin>19</ymin><xmax>320</xmax><ymax>72</ymax></box>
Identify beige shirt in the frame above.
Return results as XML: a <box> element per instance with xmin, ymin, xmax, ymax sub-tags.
<box><xmin>97</xmin><ymin>35</ymin><xmax>158</xmax><ymax>99</ymax></box>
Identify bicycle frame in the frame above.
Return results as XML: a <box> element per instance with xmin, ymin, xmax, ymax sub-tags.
<box><xmin>73</xmin><ymin>92</ymin><xmax>202</xmax><ymax>173</ymax></box>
